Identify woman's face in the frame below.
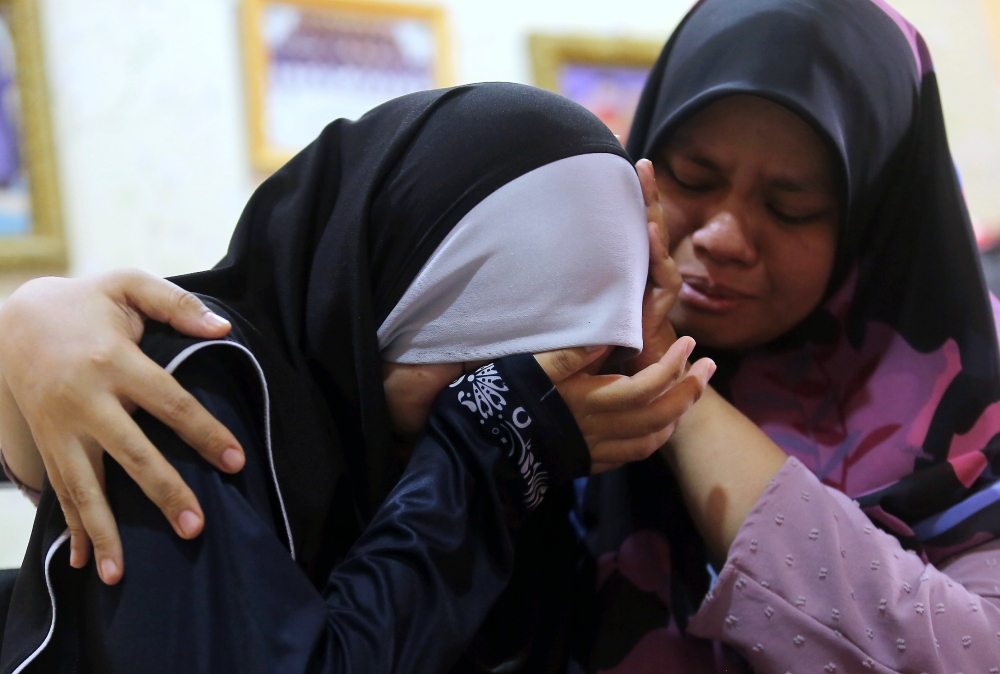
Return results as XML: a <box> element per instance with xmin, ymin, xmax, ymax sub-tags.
<box><xmin>656</xmin><ymin>95</ymin><xmax>840</xmax><ymax>350</ymax></box>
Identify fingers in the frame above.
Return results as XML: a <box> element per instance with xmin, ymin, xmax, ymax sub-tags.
<box><xmin>636</xmin><ymin>158</ymin><xmax>657</xmax><ymax>209</ymax></box>
<box><xmin>636</xmin><ymin>158</ymin><xmax>667</xmax><ymax>245</ymax></box>
<box><xmin>581</xmin><ymin>357</ymin><xmax>717</xmax><ymax>465</ymax></box>
<box><xmin>586</xmin><ymin>375</ymin><xmax>701</xmax><ymax>461</ymax></box>
<box><xmin>686</xmin><ymin>356</ymin><xmax>718</xmax><ymax>389</ymax></box>
<box><xmin>112</xmin><ymin>269</ymin><xmax>231</xmax><ymax>339</ymax></box>
<box><xmin>47</xmin><ymin>467</ymin><xmax>91</xmax><ymax>569</ymax></box>
<box><xmin>87</xmin><ymin>398</ymin><xmax>206</xmax><ymax>543</ymax></box>
<box><xmin>647</xmin><ymin>221</ymin><xmax>681</xmax><ymax>300</ymax></box>
<box><xmin>121</xmin><ymin>347</ymin><xmax>244</xmax><ymax>473</ymax></box>
<box><xmin>46</xmin><ymin>436</ymin><xmax>124</xmax><ymax>584</ymax></box>
<box><xmin>589</xmin><ymin>421</ymin><xmax>679</xmax><ymax>464</ymax></box>
<box><xmin>534</xmin><ymin>345</ymin><xmax>608</xmax><ymax>385</ymax></box>
<box><xmin>582</xmin><ymin>337</ymin><xmax>695</xmax><ymax>412</ymax></box>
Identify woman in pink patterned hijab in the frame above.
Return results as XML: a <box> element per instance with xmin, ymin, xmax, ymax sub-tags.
<box><xmin>577</xmin><ymin>0</ymin><xmax>1000</xmax><ymax>671</ymax></box>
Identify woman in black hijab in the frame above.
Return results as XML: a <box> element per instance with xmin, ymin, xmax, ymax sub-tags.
<box><xmin>0</xmin><ymin>83</ymin><xmax>713</xmax><ymax>673</ymax></box>
<box><xmin>574</xmin><ymin>0</ymin><xmax>1000</xmax><ymax>671</ymax></box>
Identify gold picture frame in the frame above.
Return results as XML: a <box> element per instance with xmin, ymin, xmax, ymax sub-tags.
<box><xmin>529</xmin><ymin>34</ymin><xmax>662</xmax><ymax>144</ymax></box>
<box><xmin>0</xmin><ymin>0</ymin><xmax>65</xmax><ymax>270</ymax></box>
<box><xmin>242</xmin><ymin>0</ymin><xmax>452</xmax><ymax>173</ymax></box>
<box><xmin>987</xmin><ymin>0</ymin><xmax>1000</xmax><ymax>80</ymax></box>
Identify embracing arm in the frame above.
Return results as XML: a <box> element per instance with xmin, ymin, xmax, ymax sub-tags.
<box><xmin>0</xmin><ymin>368</ymin><xmax>42</xmax><ymax>494</ymax></box>
<box><xmin>0</xmin><ymin>271</ymin><xmax>244</xmax><ymax>581</ymax></box>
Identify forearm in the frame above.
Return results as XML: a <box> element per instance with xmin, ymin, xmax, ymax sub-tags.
<box><xmin>0</xmin><ymin>368</ymin><xmax>44</xmax><ymax>491</ymax></box>
<box><xmin>660</xmin><ymin>385</ymin><xmax>787</xmax><ymax>562</ymax></box>
<box><xmin>322</xmin><ymin>355</ymin><xmax>591</xmax><ymax>671</ymax></box>
<box><xmin>689</xmin><ymin>458</ymin><xmax>1000</xmax><ymax>673</ymax></box>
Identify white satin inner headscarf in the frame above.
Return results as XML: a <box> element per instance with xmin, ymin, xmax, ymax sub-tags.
<box><xmin>377</xmin><ymin>152</ymin><xmax>649</xmax><ymax>364</ymax></box>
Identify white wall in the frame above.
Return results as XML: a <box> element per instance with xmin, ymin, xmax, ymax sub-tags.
<box><xmin>39</xmin><ymin>0</ymin><xmax>255</xmax><ymax>279</ymax></box>
<box><xmin>33</xmin><ymin>0</ymin><xmax>690</xmax><ymax>283</ymax></box>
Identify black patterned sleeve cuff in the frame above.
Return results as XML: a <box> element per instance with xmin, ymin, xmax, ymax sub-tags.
<box><xmin>443</xmin><ymin>354</ymin><xmax>590</xmax><ymax>510</ymax></box>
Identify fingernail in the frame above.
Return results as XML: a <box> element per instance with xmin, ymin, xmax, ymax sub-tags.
<box><xmin>178</xmin><ymin>510</ymin><xmax>202</xmax><ymax>537</ymax></box>
<box><xmin>683</xmin><ymin>338</ymin><xmax>696</xmax><ymax>360</ymax></box>
<box><xmin>705</xmin><ymin>359</ymin><xmax>718</xmax><ymax>379</ymax></box>
<box><xmin>69</xmin><ymin>546</ymin><xmax>82</xmax><ymax>568</ymax></box>
<box><xmin>585</xmin><ymin>345</ymin><xmax>606</xmax><ymax>353</ymax></box>
<box><xmin>204</xmin><ymin>312</ymin><xmax>230</xmax><ymax>329</ymax></box>
<box><xmin>100</xmin><ymin>558</ymin><xmax>118</xmax><ymax>581</ymax></box>
<box><xmin>221</xmin><ymin>447</ymin><xmax>244</xmax><ymax>471</ymax></box>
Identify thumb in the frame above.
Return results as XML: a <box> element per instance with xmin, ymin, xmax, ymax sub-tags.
<box><xmin>534</xmin><ymin>345</ymin><xmax>608</xmax><ymax>384</ymax></box>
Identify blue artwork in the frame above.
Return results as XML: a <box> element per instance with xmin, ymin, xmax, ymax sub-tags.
<box><xmin>0</xmin><ymin>10</ymin><xmax>30</xmax><ymax>238</ymax></box>
<box><xmin>558</xmin><ymin>64</ymin><xmax>650</xmax><ymax>146</ymax></box>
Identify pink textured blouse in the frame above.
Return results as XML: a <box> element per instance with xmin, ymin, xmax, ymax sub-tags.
<box><xmin>693</xmin><ymin>456</ymin><xmax>1000</xmax><ymax>673</ymax></box>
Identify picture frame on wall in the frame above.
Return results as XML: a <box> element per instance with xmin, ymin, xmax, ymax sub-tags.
<box><xmin>242</xmin><ymin>0</ymin><xmax>452</xmax><ymax>173</ymax></box>
<box><xmin>986</xmin><ymin>0</ymin><xmax>1000</xmax><ymax>79</ymax></box>
<box><xmin>529</xmin><ymin>34</ymin><xmax>662</xmax><ymax>147</ymax></box>
<box><xmin>0</xmin><ymin>0</ymin><xmax>65</xmax><ymax>271</ymax></box>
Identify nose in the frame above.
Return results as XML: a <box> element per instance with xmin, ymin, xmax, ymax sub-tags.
<box><xmin>690</xmin><ymin>209</ymin><xmax>758</xmax><ymax>267</ymax></box>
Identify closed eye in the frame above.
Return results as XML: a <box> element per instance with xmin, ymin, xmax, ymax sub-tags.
<box><xmin>767</xmin><ymin>204</ymin><xmax>832</xmax><ymax>225</ymax></box>
<box><xmin>666</xmin><ymin>165</ymin><xmax>716</xmax><ymax>193</ymax></box>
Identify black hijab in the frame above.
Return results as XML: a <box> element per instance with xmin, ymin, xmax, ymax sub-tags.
<box><xmin>625</xmin><ymin>0</ymin><xmax>1000</xmax><ymax>556</ymax></box>
<box><xmin>171</xmin><ymin>83</ymin><xmax>630</xmax><ymax>579</ymax></box>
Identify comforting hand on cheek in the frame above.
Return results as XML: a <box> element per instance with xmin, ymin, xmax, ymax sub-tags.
<box><xmin>655</xmin><ymin>95</ymin><xmax>840</xmax><ymax>350</ymax></box>
<box><xmin>383</xmin><ymin>341</ymin><xmax>716</xmax><ymax>473</ymax></box>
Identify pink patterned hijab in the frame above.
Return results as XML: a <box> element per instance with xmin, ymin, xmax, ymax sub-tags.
<box><xmin>627</xmin><ymin>0</ymin><xmax>1000</xmax><ymax>560</ymax></box>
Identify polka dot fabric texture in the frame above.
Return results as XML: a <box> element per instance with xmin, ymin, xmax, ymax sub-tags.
<box><xmin>688</xmin><ymin>458</ymin><xmax>1000</xmax><ymax>673</ymax></box>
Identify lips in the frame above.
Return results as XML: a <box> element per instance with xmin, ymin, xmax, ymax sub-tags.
<box><xmin>679</xmin><ymin>276</ymin><xmax>755</xmax><ymax>313</ymax></box>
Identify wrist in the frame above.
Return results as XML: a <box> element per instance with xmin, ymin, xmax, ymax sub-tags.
<box><xmin>0</xmin><ymin>372</ymin><xmax>45</xmax><ymax>491</ymax></box>
<box><xmin>663</xmin><ymin>383</ymin><xmax>722</xmax><ymax>453</ymax></box>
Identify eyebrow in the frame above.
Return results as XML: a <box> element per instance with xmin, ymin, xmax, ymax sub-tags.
<box><xmin>768</xmin><ymin>176</ymin><xmax>831</xmax><ymax>194</ymax></box>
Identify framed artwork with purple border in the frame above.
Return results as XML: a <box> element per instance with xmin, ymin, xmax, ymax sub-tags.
<box><xmin>529</xmin><ymin>34</ymin><xmax>662</xmax><ymax>147</ymax></box>
<box><xmin>0</xmin><ymin>0</ymin><xmax>65</xmax><ymax>270</ymax></box>
<box><xmin>242</xmin><ymin>0</ymin><xmax>452</xmax><ymax>172</ymax></box>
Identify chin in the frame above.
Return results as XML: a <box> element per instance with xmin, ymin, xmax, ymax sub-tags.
<box><xmin>671</xmin><ymin>310</ymin><xmax>772</xmax><ymax>352</ymax></box>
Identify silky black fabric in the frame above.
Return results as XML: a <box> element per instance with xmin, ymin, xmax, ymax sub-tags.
<box><xmin>1</xmin><ymin>343</ymin><xmax>588</xmax><ymax>674</ymax></box>
<box><xmin>624</xmin><ymin>0</ymin><xmax>1000</xmax><ymax>551</ymax></box>
<box><xmin>164</xmin><ymin>83</ymin><xmax>627</xmax><ymax>583</ymax></box>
